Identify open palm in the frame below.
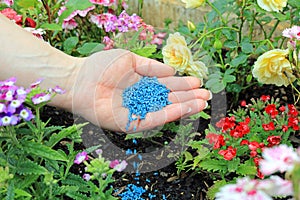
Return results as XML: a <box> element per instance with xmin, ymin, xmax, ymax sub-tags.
<box><xmin>72</xmin><ymin>49</ymin><xmax>210</xmax><ymax>133</ymax></box>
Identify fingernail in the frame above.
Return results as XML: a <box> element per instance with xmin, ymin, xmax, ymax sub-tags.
<box><xmin>208</xmin><ymin>91</ymin><xmax>213</xmax><ymax>100</ymax></box>
<box><xmin>204</xmin><ymin>101</ymin><xmax>209</xmax><ymax>109</ymax></box>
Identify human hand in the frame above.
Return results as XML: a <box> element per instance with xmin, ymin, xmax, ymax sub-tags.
<box><xmin>70</xmin><ymin>49</ymin><xmax>211</xmax><ymax>133</ymax></box>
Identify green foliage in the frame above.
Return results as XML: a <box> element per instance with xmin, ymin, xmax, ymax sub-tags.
<box><xmin>174</xmin><ymin>0</ymin><xmax>300</xmax><ymax>104</ymax></box>
<box><xmin>0</xmin><ymin>84</ymin><xmax>119</xmax><ymax>199</ymax></box>
<box><xmin>176</xmin><ymin>96</ymin><xmax>299</xmax><ymax>196</ymax></box>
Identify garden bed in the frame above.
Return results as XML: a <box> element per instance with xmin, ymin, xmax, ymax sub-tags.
<box><xmin>41</xmin><ymin>83</ymin><xmax>299</xmax><ymax>200</ymax></box>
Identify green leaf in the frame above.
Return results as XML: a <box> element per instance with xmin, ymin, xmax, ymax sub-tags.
<box><xmin>189</xmin><ymin>111</ymin><xmax>211</xmax><ymax>120</ymax></box>
<box><xmin>17</xmin><ymin>160</ymin><xmax>48</xmax><ymax>175</ymax></box>
<box><xmin>46</xmin><ymin>125</ymin><xmax>81</xmax><ymax>148</ymax></box>
<box><xmin>206</xmin><ymin>180</ymin><xmax>227</xmax><ymax>200</ymax></box>
<box><xmin>16</xmin><ymin>0</ymin><xmax>37</xmax><ymax>9</ymax></box>
<box><xmin>227</xmin><ymin>158</ymin><xmax>240</xmax><ymax>172</ymax></box>
<box><xmin>77</xmin><ymin>43</ymin><xmax>104</xmax><ymax>55</ymax></box>
<box><xmin>22</xmin><ymin>141</ymin><xmax>68</xmax><ymax>161</ymax></box>
<box><xmin>63</xmin><ymin>37</ymin><xmax>79</xmax><ymax>54</ymax></box>
<box><xmin>224</xmin><ymin>40</ymin><xmax>237</xmax><ymax>49</ymax></box>
<box><xmin>241</xmin><ymin>41</ymin><xmax>253</xmax><ymax>54</ymax></box>
<box><xmin>230</xmin><ymin>53</ymin><xmax>248</xmax><ymax>67</ymax></box>
<box><xmin>131</xmin><ymin>45</ymin><xmax>157</xmax><ymax>58</ymax></box>
<box><xmin>58</xmin><ymin>0</ymin><xmax>93</xmax><ymax>23</ymax></box>
<box><xmin>14</xmin><ymin>189</ymin><xmax>32</xmax><ymax>198</ymax></box>
<box><xmin>223</xmin><ymin>74</ymin><xmax>236</xmax><ymax>83</ymax></box>
<box><xmin>226</xmin><ymin>83</ymin><xmax>242</xmax><ymax>93</ymax></box>
<box><xmin>236</xmin><ymin>164</ymin><xmax>257</xmax><ymax>176</ymax></box>
<box><xmin>40</xmin><ymin>23</ymin><xmax>62</xmax><ymax>31</ymax></box>
<box><xmin>6</xmin><ymin>181</ymin><xmax>14</xmax><ymax>200</ymax></box>
<box><xmin>199</xmin><ymin>159</ymin><xmax>228</xmax><ymax>172</ymax></box>
<box><xmin>289</xmin><ymin>0</ymin><xmax>300</xmax><ymax>8</ymax></box>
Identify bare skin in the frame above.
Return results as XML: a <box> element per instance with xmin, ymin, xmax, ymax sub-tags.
<box><xmin>0</xmin><ymin>13</ymin><xmax>211</xmax><ymax>133</ymax></box>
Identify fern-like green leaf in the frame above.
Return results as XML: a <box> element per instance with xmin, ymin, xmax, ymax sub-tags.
<box><xmin>236</xmin><ymin>164</ymin><xmax>257</xmax><ymax>176</ymax></box>
<box><xmin>206</xmin><ymin>180</ymin><xmax>227</xmax><ymax>200</ymax></box>
<box><xmin>199</xmin><ymin>159</ymin><xmax>228</xmax><ymax>173</ymax></box>
<box><xmin>14</xmin><ymin>174</ymin><xmax>39</xmax><ymax>190</ymax></box>
<box><xmin>66</xmin><ymin>191</ymin><xmax>89</xmax><ymax>200</ymax></box>
<box><xmin>17</xmin><ymin>160</ymin><xmax>48</xmax><ymax>175</ymax></box>
<box><xmin>61</xmin><ymin>173</ymin><xmax>90</xmax><ymax>191</ymax></box>
<box><xmin>6</xmin><ymin>181</ymin><xmax>14</xmax><ymax>200</ymax></box>
<box><xmin>14</xmin><ymin>188</ymin><xmax>32</xmax><ymax>199</ymax></box>
<box><xmin>22</xmin><ymin>141</ymin><xmax>67</xmax><ymax>161</ymax></box>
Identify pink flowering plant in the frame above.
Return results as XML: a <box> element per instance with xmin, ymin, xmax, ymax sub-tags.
<box><xmin>216</xmin><ymin>144</ymin><xmax>300</xmax><ymax>200</ymax></box>
<box><xmin>0</xmin><ymin>0</ymin><xmax>165</xmax><ymax>57</ymax></box>
<box><xmin>73</xmin><ymin>149</ymin><xmax>127</xmax><ymax>199</ymax></box>
<box><xmin>0</xmin><ymin>77</ymin><xmax>125</xmax><ymax>199</ymax></box>
<box><xmin>176</xmin><ymin>95</ymin><xmax>299</xmax><ymax>197</ymax></box>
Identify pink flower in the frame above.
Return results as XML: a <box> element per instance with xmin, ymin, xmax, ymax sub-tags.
<box><xmin>109</xmin><ymin>159</ymin><xmax>128</xmax><ymax>172</ymax></box>
<box><xmin>257</xmin><ymin>176</ymin><xmax>293</xmax><ymax>197</ymax></box>
<box><xmin>2</xmin><ymin>0</ymin><xmax>14</xmax><ymax>7</ymax></box>
<box><xmin>259</xmin><ymin>144</ymin><xmax>299</xmax><ymax>175</ymax></box>
<box><xmin>282</xmin><ymin>26</ymin><xmax>300</xmax><ymax>40</ymax></box>
<box><xmin>0</xmin><ymin>8</ymin><xmax>22</xmax><ymax>25</ymax></box>
<box><xmin>74</xmin><ymin>151</ymin><xmax>88</xmax><ymax>164</ymax></box>
<box><xmin>90</xmin><ymin>0</ymin><xmax>116</xmax><ymax>6</ymax></box>
<box><xmin>216</xmin><ymin>177</ymin><xmax>272</xmax><ymax>200</ymax></box>
<box><xmin>62</xmin><ymin>19</ymin><xmax>78</xmax><ymax>30</ymax></box>
<box><xmin>83</xmin><ymin>173</ymin><xmax>91</xmax><ymax>181</ymax></box>
<box><xmin>31</xmin><ymin>93</ymin><xmax>52</xmax><ymax>104</ymax></box>
<box><xmin>102</xmin><ymin>36</ymin><xmax>114</xmax><ymax>50</ymax></box>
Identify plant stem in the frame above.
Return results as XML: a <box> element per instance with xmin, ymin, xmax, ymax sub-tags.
<box><xmin>190</xmin><ymin>27</ymin><xmax>239</xmax><ymax>49</ymax></box>
<box><xmin>206</xmin><ymin>0</ymin><xmax>226</xmax><ymax>25</ymax></box>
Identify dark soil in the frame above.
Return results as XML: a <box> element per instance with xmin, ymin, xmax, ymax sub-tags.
<box><xmin>40</xmin><ymin>84</ymin><xmax>299</xmax><ymax>200</ymax></box>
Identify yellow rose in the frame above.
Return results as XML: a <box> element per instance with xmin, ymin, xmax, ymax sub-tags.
<box><xmin>252</xmin><ymin>49</ymin><xmax>296</xmax><ymax>87</ymax></box>
<box><xmin>181</xmin><ymin>0</ymin><xmax>205</xmax><ymax>8</ymax></box>
<box><xmin>185</xmin><ymin>61</ymin><xmax>208</xmax><ymax>82</ymax></box>
<box><xmin>162</xmin><ymin>33</ymin><xmax>192</xmax><ymax>73</ymax></box>
<box><xmin>257</xmin><ymin>0</ymin><xmax>287</xmax><ymax>12</ymax></box>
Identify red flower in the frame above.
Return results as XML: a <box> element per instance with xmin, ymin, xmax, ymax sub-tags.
<box><xmin>25</xmin><ymin>17</ymin><xmax>36</xmax><ymax>28</ymax></box>
<box><xmin>253</xmin><ymin>157</ymin><xmax>262</xmax><ymax>166</ymax></box>
<box><xmin>288</xmin><ymin>104</ymin><xmax>298</xmax><ymax>117</ymax></box>
<box><xmin>256</xmin><ymin>168</ymin><xmax>264</xmax><ymax>179</ymax></box>
<box><xmin>279</xmin><ymin>105</ymin><xmax>286</xmax><ymax>112</ymax></box>
<box><xmin>240</xmin><ymin>100</ymin><xmax>247</xmax><ymax>107</ymax></box>
<box><xmin>240</xmin><ymin>139</ymin><xmax>249</xmax><ymax>145</ymax></box>
<box><xmin>218</xmin><ymin>146</ymin><xmax>237</xmax><ymax>161</ymax></box>
<box><xmin>288</xmin><ymin>117</ymin><xmax>299</xmax><ymax>131</ymax></box>
<box><xmin>0</xmin><ymin>8</ymin><xmax>22</xmax><ymax>25</ymax></box>
<box><xmin>267</xmin><ymin>135</ymin><xmax>281</xmax><ymax>147</ymax></box>
<box><xmin>206</xmin><ymin>133</ymin><xmax>225</xmax><ymax>149</ymax></box>
<box><xmin>250</xmin><ymin>150</ymin><xmax>257</xmax><ymax>157</ymax></box>
<box><xmin>282</xmin><ymin>125</ymin><xmax>288</xmax><ymax>132</ymax></box>
<box><xmin>260</xmin><ymin>95</ymin><xmax>270</xmax><ymax>102</ymax></box>
<box><xmin>265</xmin><ymin>104</ymin><xmax>278</xmax><ymax>118</ymax></box>
<box><xmin>248</xmin><ymin>141</ymin><xmax>260</xmax><ymax>151</ymax></box>
<box><xmin>216</xmin><ymin>116</ymin><xmax>236</xmax><ymax>132</ymax></box>
<box><xmin>262</xmin><ymin>121</ymin><xmax>275</xmax><ymax>131</ymax></box>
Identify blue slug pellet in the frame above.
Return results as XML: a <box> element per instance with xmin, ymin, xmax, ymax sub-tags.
<box><xmin>122</xmin><ymin>76</ymin><xmax>171</xmax><ymax>130</ymax></box>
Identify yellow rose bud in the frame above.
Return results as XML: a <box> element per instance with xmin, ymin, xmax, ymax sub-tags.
<box><xmin>187</xmin><ymin>20</ymin><xmax>196</xmax><ymax>32</ymax></box>
<box><xmin>186</xmin><ymin>61</ymin><xmax>209</xmax><ymax>82</ymax></box>
<box><xmin>257</xmin><ymin>0</ymin><xmax>287</xmax><ymax>12</ymax></box>
<box><xmin>252</xmin><ymin>49</ymin><xmax>296</xmax><ymax>87</ymax></box>
<box><xmin>181</xmin><ymin>0</ymin><xmax>205</xmax><ymax>9</ymax></box>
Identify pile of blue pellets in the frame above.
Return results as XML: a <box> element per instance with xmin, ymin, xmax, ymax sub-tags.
<box><xmin>122</xmin><ymin>76</ymin><xmax>171</xmax><ymax>131</ymax></box>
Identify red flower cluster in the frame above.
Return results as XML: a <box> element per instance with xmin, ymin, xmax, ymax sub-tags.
<box><xmin>0</xmin><ymin>8</ymin><xmax>36</xmax><ymax>28</ymax></box>
<box><xmin>218</xmin><ymin>146</ymin><xmax>237</xmax><ymax>161</ymax></box>
<box><xmin>205</xmin><ymin>95</ymin><xmax>299</xmax><ymax>178</ymax></box>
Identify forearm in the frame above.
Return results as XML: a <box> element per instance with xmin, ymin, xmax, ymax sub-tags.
<box><xmin>0</xmin><ymin>13</ymin><xmax>84</xmax><ymax>110</ymax></box>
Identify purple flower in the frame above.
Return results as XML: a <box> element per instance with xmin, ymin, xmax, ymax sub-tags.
<box><xmin>95</xmin><ymin>149</ymin><xmax>103</xmax><ymax>155</ymax></box>
<box><xmin>30</xmin><ymin>78</ymin><xmax>43</xmax><ymax>88</ymax></box>
<box><xmin>83</xmin><ymin>173</ymin><xmax>91</xmax><ymax>181</ymax></box>
<box><xmin>31</xmin><ymin>93</ymin><xmax>51</xmax><ymax>104</ymax></box>
<box><xmin>74</xmin><ymin>151</ymin><xmax>88</xmax><ymax>164</ymax></box>
<box><xmin>19</xmin><ymin>107</ymin><xmax>34</xmax><ymax>121</ymax></box>
<box><xmin>0</xmin><ymin>115</ymin><xmax>19</xmax><ymax>126</ymax></box>
<box><xmin>0</xmin><ymin>103</ymin><xmax>6</xmax><ymax>113</ymax></box>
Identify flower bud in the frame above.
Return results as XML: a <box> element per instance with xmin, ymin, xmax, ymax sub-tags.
<box><xmin>187</xmin><ymin>20</ymin><xmax>196</xmax><ymax>32</ymax></box>
<box><xmin>213</xmin><ymin>39</ymin><xmax>223</xmax><ymax>50</ymax></box>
